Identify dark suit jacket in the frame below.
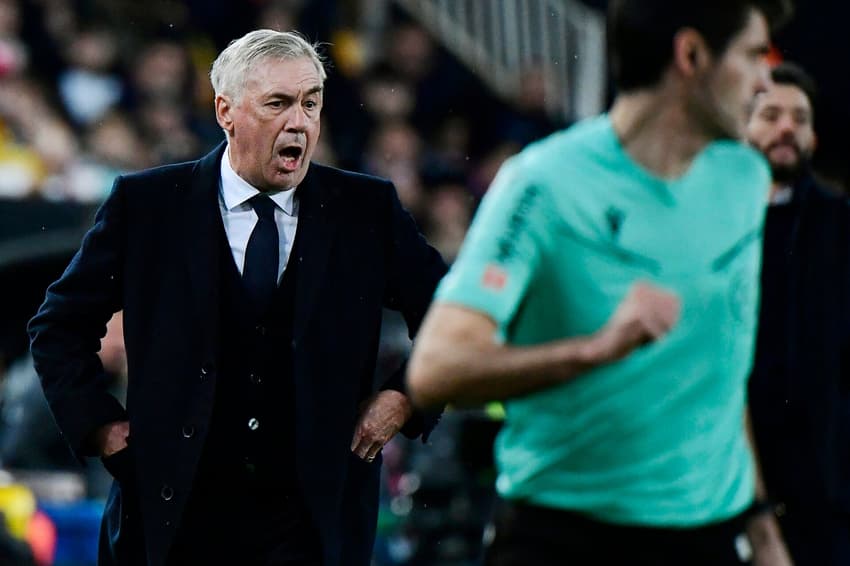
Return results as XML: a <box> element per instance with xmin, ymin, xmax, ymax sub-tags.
<box><xmin>749</xmin><ymin>172</ymin><xmax>850</xmax><ymax>514</ymax></box>
<box><xmin>28</xmin><ymin>143</ymin><xmax>447</xmax><ymax>566</ymax></box>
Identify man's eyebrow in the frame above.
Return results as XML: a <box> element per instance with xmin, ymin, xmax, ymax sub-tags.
<box><xmin>754</xmin><ymin>43</ymin><xmax>771</xmax><ymax>56</ymax></box>
<box><xmin>267</xmin><ymin>85</ymin><xmax>323</xmax><ymax>100</ymax></box>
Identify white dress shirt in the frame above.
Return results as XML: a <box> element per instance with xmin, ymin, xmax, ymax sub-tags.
<box><xmin>218</xmin><ymin>146</ymin><xmax>299</xmax><ymax>282</ymax></box>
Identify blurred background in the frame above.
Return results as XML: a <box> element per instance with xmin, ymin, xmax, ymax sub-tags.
<box><xmin>0</xmin><ymin>0</ymin><xmax>845</xmax><ymax>564</ymax></box>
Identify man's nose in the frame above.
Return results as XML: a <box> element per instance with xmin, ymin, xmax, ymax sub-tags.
<box><xmin>286</xmin><ymin>106</ymin><xmax>307</xmax><ymax>132</ymax></box>
<box><xmin>777</xmin><ymin>113</ymin><xmax>797</xmax><ymax>134</ymax></box>
<box><xmin>754</xmin><ymin>63</ymin><xmax>771</xmax><ymax>96</ymax></box>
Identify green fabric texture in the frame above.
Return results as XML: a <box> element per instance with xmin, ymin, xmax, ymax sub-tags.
<box><xmin>436</xmin><ymin>115</ymin><xmax>771</xmax><ymax>527</ymax></box>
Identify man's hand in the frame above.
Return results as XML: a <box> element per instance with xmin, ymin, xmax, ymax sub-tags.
<box><xmin>590</xmin><ymin>282</ymin><xmax>681</xmax><ymax>363</ymax></box>
<box><xmin>92</xmin><ymin>420</ymin><xmax>130</xmax><ymax>458</ymax></box>
<box><xmin>748</xmin><ymin>514</ymin><xmax>793</xmax><ymax>566</ymax></box>
<box><xmin>351</xmin><ymin>390</ymin><xmax>413</xmax><ymax>462</ymax></box>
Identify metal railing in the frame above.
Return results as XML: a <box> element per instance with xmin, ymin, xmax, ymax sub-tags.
<box><xmin>392</xmin><ymin>0</ymin><xmax>607</xmax><ymax>122</ymax></box>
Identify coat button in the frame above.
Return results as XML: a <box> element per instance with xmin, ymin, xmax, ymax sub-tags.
<box><xmin>182</xmin><ymin>425</ymin><xmax>195</xmax><ymax>438</ymax></box>
<box><xmin>161</xmin><ymin>486</ymin><xmax>174</xmax><ymax>501</ymax></box>
<box><xmin>248</xmin><ymin>418</ymin><xmax>260</xmax><ymax>431</ymax></box>
<box><xmin>249</xmin><ymin>373</ymin><xmax>262</xmax><ymax>385</ymax></box>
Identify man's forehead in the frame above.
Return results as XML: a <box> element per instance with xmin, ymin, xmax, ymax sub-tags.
<box><xmin>245</xmin><ymin>58</ymin><xmax>323</xmax><ymax>93</ymax></box>
<box><xmin>250</xmin><ymin>56</ymin><xmax>321</xmax><ymax>79</ymax></box>
<box><xmin>756</xmin><ymin>84</ymin><xmax>811</xmax><ymax>110</ymax></box>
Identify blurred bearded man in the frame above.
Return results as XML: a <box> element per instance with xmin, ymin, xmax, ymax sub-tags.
<box><xmin>747</xmin><ymin>62</ymin><xmax>817</xmax><ymax>195</ymax></box>
<box><xmin>747</xmin><ymin>61</ymin><xmax>850</xmax><ymax>566</ymax></box>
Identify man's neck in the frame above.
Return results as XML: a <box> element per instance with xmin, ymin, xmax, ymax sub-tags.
<box><xmin>609</xmin><ymin>88</ymin><xmax>714</xmax><ymax>179</ymax></box>
<box><xmin>768</xmin><ymin>182</ymin><xmax>794</xmax><ymax>205</ymax></box>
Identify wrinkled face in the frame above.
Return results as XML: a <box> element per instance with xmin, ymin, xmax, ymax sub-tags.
<box><xmin>696</xmin><ymin>10</ymin><xmax>772</xmax><ymax>140</ymax></box>
<box><xmin>216</xmin><ymin>56</ymin><xmax>323</xmax><ymax>191</ymax></box>
<box><xmin>747</xmin><ymin>83</ymin><xmax>815</xmax><ymax>183</ymax></box>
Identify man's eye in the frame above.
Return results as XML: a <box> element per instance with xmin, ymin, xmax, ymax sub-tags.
<box><xmin>793</xmin><ymin>113</ymin><xmax>811</xmax><ymax>125</ymax></box>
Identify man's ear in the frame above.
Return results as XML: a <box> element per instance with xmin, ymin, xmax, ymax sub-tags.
<box><xmin>672</xmin><ymin>28</ymin><xmax>711</xmax><ymax>78</ymax></box>
<box><xmin>215</xmin><ymin>94</ymin><xmax>234</xmax><ymax>133</ymax></box>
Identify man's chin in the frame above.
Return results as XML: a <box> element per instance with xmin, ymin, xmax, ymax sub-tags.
<box><xmin>272</xmin><ymin>165</ymin><xmax>309</xmax><ymax>190</ymax></box>
<box><xmin>771</xmin><ymin>162</ymin><xmax>805</xmax><ymax>185</ymax></box>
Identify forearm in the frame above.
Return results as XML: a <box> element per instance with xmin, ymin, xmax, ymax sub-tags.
<box><xmin>32</xmin><ymin>351</ymin><xmax>127</xmax><ymax>459</ymax></box>
<box><xmin>745</xmin><ymin>408</ymin><xmax>769</xmax><ymax>501</ymax></box>
<box><xmin>409</xmin><ymin>285</ymin><xmax>679</xmax><ymax>410</ymax></box>
<box><xmin>30</xmin><ymin>291</ymin><xmax>127</xmax><ymax>458</ymax></box>
<box><xmin>407</xmin><ymin>306</ymin><xmax>606</xmax><ymax>409</ymax></box>
<box><xmin>744</xmin><ymin>408</ymin><xmax>790</xmax><ymax>560</ymax></box>
<box><xmin>378</xmin><ymin>361</ymin><xmax>438</xmax><ymax>440</ymax></box>
<box><xmin>28</xmin><ymin>182</ymin><xmax>128</xmax><ymax>459</ymax></box>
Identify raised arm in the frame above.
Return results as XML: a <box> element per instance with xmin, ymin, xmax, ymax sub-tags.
<box><xmin>407</xmin><ymin>282</ymin><xmax>680</xmax><ymax>410</ymax></box>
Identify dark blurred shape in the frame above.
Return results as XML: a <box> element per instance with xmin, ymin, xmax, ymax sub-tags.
<box><xmin>0</xmin><ymin>198</ymin><xmax>94</xmax><ymax>366</ymax></box>
<box><xmin>400</xmin><ymin>410</ymin><xmax>501</xmax><ymax>566</ymax></box>
<box><xmin>0</xmin><ymin>518</ymin><xmax>35</xmax><ymax>566</ymax></box>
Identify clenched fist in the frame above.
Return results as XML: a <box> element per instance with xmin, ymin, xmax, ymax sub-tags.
<box><xmin>593</xmin><ymin>282</ymin><xmax>681</xmax><ymax>363</ymax></box>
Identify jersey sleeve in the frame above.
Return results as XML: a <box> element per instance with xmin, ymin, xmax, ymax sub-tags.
<box><xmin>435</xmin><ymin>157</ymin><xmax>549</xmax><ymax>330</ymax></box>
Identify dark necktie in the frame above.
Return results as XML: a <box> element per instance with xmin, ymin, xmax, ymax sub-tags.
<box><xmin>243</xmin><ymin>193</ymin><xmax>279</xmax><ymax>313</ymax></box>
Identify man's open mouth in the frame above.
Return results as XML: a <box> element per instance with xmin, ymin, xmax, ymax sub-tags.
<box><xmin>281</xmin><ymin>146</ymin><xmax>303</xmax><ymax>160</ymax></box>
<box><xmin>279</xmin><ymin>145</ymin><xmax>304</xmax><ymax>171</ymax></box>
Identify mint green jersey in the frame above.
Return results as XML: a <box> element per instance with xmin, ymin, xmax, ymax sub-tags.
<box><xmin>436</xmin><ymin>115</ymin><xmax>771</xmax><ymax>526</ymax></box>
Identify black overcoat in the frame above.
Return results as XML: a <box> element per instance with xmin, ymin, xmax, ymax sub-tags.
<box><xmin>28</xmin><ymin>143</ymin><xmax>447</xmax><ymax>566</ymax></box>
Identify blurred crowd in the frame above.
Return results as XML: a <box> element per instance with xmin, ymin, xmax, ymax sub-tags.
<box><xmin>0</xmin><ymin>0</ymin><xmax>564</xmax><ymax>564</ymax></box>
<box><xmin>0</xmin><ymin>0</ymin><xmax>847</xmax><ymax>565</ymax></box>
<box><xmin>0</xmin><ymin>0</ymin><xmax>561</xmax><ymax>256</ymax></box>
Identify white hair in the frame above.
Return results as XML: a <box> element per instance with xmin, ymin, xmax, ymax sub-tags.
<box><xmin>210</xmin><ymin>29</ymin><xmax>327</xmax><ymax>102</ymax></box>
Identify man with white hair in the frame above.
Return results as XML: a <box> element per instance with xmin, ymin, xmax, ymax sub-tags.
<box><xmin>29</xmin><ymin>30</ymin><xmax>446</xmax><ymax>566</ymax></box>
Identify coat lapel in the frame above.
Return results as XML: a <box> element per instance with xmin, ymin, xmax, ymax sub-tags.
<box><xmin>181</xmin><ymin>152</ymin><xmax>337</xmax><ymax>352</ymax></box>
<box><xmin>293</xmin><ymin>163</ymin><xmax>339</xmax><ymax>342</ymax></box>
<box><xmin>183</xmin><ymin>142</ymin><xmax>226</xmax><ymax>362</ymax></box>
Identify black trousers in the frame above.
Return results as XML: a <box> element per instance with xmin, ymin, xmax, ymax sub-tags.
<box><xmin>483</xmin><ymin>498</ymin><xmax>751</xmax><ymax>566</ymax></box>
<box><xmin>780</xmin><ymin>506</ymin><xmax>850</xmax><ymax>566</ymax></box>
<box><xmin>168</xmin><ymin>474</ymin><xmax>322</xmax><ymax>566</ymax></box>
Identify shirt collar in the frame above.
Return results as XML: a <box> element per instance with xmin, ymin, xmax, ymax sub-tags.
<box><xmin>220</xmin><ymin>145</ymin><xmax>298</xmax><ymax>216</ymax></box>
<box><xmin>769</xmin><ymin>185</ymin><xmax>794</xmax><ymax>206</ymax></box>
